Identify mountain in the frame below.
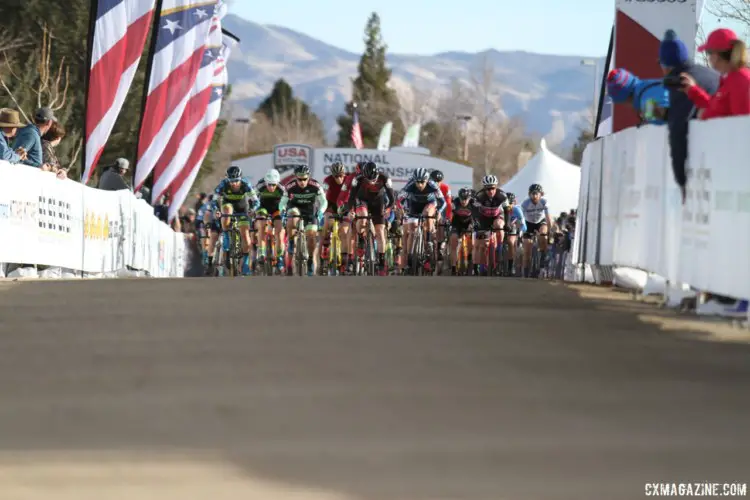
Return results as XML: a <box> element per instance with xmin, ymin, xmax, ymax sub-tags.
<box><xmin>222</xmin><ymin>14</ymin><xmax>606</xmax><ymax>149</ymax></box>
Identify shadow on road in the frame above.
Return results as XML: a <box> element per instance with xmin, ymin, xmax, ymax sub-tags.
<box><xmin>0</xmin><ymin>278</ymin><xmax>749</xmax><ymax>499</ymax></box>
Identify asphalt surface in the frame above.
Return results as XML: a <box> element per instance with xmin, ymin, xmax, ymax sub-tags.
<box><xmin>0</xmin><ymin>277</ymin><xmax>749</xmax><ymax>500</ymax></box>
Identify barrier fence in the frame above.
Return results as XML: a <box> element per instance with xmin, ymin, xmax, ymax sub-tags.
<box><xmin>572</xmin><ymin>116</ymin><xmax>750</xmax><ymax>301</ymax></box>
<box><xmin>0</xmin><ymin>161</ymin><xmax>187</xmax><ymax>278</ymax></box>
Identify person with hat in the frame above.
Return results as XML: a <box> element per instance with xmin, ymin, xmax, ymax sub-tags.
<box><xmin>12</xmin><ymin>107</ymin><xmax>56</xmax><ymax>168</ymax></box>
<box><xmin>606</xmin><ymin>68</ymin><xmax>670</xmax><ymax>125</ymax></box>
<box><xmin>659</xmin><ymin>29</ymin><xmax>719</xmax><ymax>201</ymax></box>
<box><xmin>96</xmin><ymin>157</ymin><xmax>131</xmax><ymax>191</ymax></box>
<box><xmin>0</xmin><ymin>108</ymin><xmax>27</xmax><ymax>164</ymax></box>
<box><xmin>680</xmin><ymin>28</ymin><xmax>750</xmax><ymax>119</ymax></box>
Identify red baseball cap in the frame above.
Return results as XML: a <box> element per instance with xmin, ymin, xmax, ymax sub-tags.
<box><xmin>697</xmin><ymin>28</ymin><xmax>738</xmax><ymax>52</ymax></box>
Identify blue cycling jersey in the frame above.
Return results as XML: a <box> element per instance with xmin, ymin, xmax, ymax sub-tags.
<box><xmin>509</xmin><ymin>205</ymin><xmax>527</xmax><ymax>233</ymax></box>
<box><xmin>398</xmin><ymin>179</ymin><xmax>446</xmax><ymax>215</ymax></box>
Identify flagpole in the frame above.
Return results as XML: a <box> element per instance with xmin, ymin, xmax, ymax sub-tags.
<box><xmin>133</xmin><ymin>0</ymin><xmax>165</xmax><ymax>193</ymax></box>
<box><xmin>352</xmin><ymin>101</ymin><xmax>358</xmax><ymax>148</ymax></box>
<box><xmin>594</xmin><ymin>25</ymin><xmax>614</xmax><ymax>139</ymax></box>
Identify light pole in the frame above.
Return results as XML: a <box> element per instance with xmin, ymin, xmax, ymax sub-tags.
<box><xmin>580</xmin><ymin>59</ymin><xmax>598</xmax><ymax>134</ymax></box>
<box><xmin>234</xmin><ymin>116</ymin><xmax>256</xmax><ymax>153</ymax></box>
<box><xmin>455</xmin><ymin>114</ymin><xmax>472</xmax><ymax>162</ymax></box>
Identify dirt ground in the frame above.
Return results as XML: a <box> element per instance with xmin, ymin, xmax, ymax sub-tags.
<box><xmin>0</xmin><ymin>277</ymin><xmax>748</xmax><ymax>500</ymax></box>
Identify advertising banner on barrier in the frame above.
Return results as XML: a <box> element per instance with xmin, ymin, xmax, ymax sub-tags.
<box><xmin>0</xmin><ymin>162</ymin><xmax>186</xmax><ymax>277</ymax></box>
<box><xmin>584</xmin><ymin>140</ymin><xmax>603</xmax><ymax>264</ymax></box>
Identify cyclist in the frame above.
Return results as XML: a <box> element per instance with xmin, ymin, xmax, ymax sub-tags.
<box><xmin>520</xmin><ymin>183</ymin><xmax>552</xmax><ymax>278</ymax></box>
<box><xmin>200</xmin><ymin>195</ymin><xmax>221</xmax><ymax>273</ymax></box>
<box><xmin>449</xmin><ymin>187</ymin><xmax>476</xmax><ymax>275</ymax></box>
<box><xmin>321</xmin><ymin>161</ymin><xmax>349</xmax><ymax>271</ymax></box>
<box><xmin>279</xmin><ymin>165</ymin><xmax>327</xmax><ymax>276</ymax></box>
<box><xmin>255</xmin><ymin>168</ymin><xmax>288</xmax><ymax>272</ymax></box>
<box><xmin>195</xmin><ymin>194</ymin><xmax>211</xmax><ymax>265</ymax></box>
<box><xmin>472</xmin><ymin>175</ymin><xmax>511</xmax><ymax>276</ymax></box>
<box><xmin>430</xmin><ymin>169</ymin><xmax>452</xmax><ymax>261</ymax></box>
<box><xmin>213</xmin><ymin>165</ymin><xmax>260</xmax><ymax>275</ymax></box>
<box><xmin>342</xmin><ymin>161</ymin><xmax>396</xmax><ymax>274</ymax></box>
<box><xmin>398</xmin><ymin>168</ymin><xmax>446</xmax><ymax>273</ymax></box>
<box><xmin>336</xmin><ymin>161</ymin><xmax>363</xmax><ymax>270</ymax></box>
<box><xmin>504</xmin><ymin>192</ymin><xmax>526</xmax><ymax>277</ymax></box>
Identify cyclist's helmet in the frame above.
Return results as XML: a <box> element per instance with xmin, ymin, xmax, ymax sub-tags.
<box><xmin>330</xmin><ymin>161</ymin><xmax>345</xmax><ymax>176</ymax></box>
<box><xmin>295</xmin><ymin>165</ymin><xmax>311</xmax><ymax>178</ymax></box>
<box><xmin>264</xmin><ymin>168</ymin><xmax>280</xmax><ymax>185</ymax></box>
<box><xmin>458</xmin><ymin>187</ymin><xmax>472</xmax><ymax>200</ymax></box>
<box><xmin>413</xmin><ymin>168</ymin><xmax>430</xmax><ymax>182</ymax></box>
<box><xmin>482</xmin><ymin>175</ymin><xmax>498</xmax><ymax>187</ymax></box>
<box><xmin>506</xmin><ymin>192</ymin><xmax>516</xmax><ymax>204</ymax></box>
<box><xmin>355</xmin><ymin>161</ymin><xmax>364</xmax><ymax>175</ymax></box>
<box><xmin>430</xmin><ymin>169</ymin><xmax>444</xmax><ymax>182</ymax></box>
<box><xmin>529</xmin><ymin>183</ymin><xmax>543</xmax><ymax>194</ymax></box>
<box><xmin>362</xmin><ymin>161</ymin><xmax>379</xmax><ymax>180</ymax></box>
<box><xmin>226</xmin><ymin>165</ymin><xmax>242</xmax><ymax>181</ymax></box>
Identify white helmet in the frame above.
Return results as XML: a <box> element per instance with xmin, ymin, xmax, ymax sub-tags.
<box><xmin>264</xmin><ymin>169</ymin><xmax>281</xmax><ymax>185</ymax></box>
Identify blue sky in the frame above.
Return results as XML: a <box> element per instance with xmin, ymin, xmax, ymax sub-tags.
<box><xmin>228</xmin><ymin>0</ymin><xmax>737</xmax><ymax>58</ymax></box>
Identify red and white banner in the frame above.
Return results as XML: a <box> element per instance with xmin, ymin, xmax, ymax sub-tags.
<box><xmin>167</xmin><ymin>30</ymin><xmax>238</xmax><ymax>221</ymax></box>
<box><xmin>134</xmin><ymin>0</ymin><xmax>219</xmax><ymax>190</ymax></box>
<box><xmin>82</xmin><ymin>0</ymin><xmax>156</xmax><ymax>184</ymax></box>
<box><xmin>613</xmin><ymin>0</ymin><xmax>698</xmax><ymax>132</ymax></box>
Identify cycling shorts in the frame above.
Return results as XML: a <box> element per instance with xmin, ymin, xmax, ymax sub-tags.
<box><xmin>354</xmin><ymin>200</ymin><xmax>386</xmax><ymax>226</ymax></box>
<box><xmin>523</xmin><ymin>220</ymin><xmax>547</xmax><ymax>239</ymax></box>
<box><xmin>222</xmin><ymin>199</ymin><xmax>251</xmax><ymax>226</ymax></box>
<box><xmin>288</xmin><ymin>210</ymin><xmax>318</xmax><ymax>231</ymax></box>
<box><xmin>476</xmin><ymin>214</ymin><xmax>504</xmax><ymax>232</ymax></box>
<box><xmin>451</xmin><ymin>219</ymin><xmax>473</xmax><ymax>235</ymax></box>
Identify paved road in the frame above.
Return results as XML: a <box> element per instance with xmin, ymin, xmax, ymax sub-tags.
<box><xmin>0</xmin><ymin>277</ymin><xmax>748</xmax><ymax>500</ymax></box>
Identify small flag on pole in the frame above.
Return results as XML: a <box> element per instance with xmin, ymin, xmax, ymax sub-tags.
<box><xmin>351</xmin><ymin>103</ymin><xmax>364</xmax><ymax>150</ymax></box>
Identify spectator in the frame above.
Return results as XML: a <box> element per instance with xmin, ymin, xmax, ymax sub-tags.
<box><xmin>41</xmin><ymin>121</ymin><xmax>66</xmax><ymax>173</ymax></box>
<box><xmin>136</xmin><ymin>185</ymin><xmax>152</xmax><ymax>205</ymax></box>
<box><xmin>681</xmin><ymin>28</ymin><xmax>750</xmax><ymax>119</ymax></box>
<box><xmin>0</xmin><ymin>108</ymin><xmax>27</xmax><ymax>164</ymax></box>
<box><xmin>659</xmin><ymin>29</ymin><xmax>719</xmax><ymax>202</ymax></box>
<box><xmin>13</xmin><ymin>107</ymin><xmax>56</xmax><ymax>168</ymax></box>
<box><xmin>606</xmin><ymin>69</ymin><xmax>670</xmax><ymax>125</ymax></box>
<box><xmin>154</xmin><ymin>193</ymin><xmax>170</xmax><ymax>223</ymax></box>
<box><xmin>181</xmin><ymin>208</ymin><xmax>198</xmax><ymax>235</ymax></box>
<box><xmin>97</xmin><ymin>158</ymin><xmax>131</xmax><ymax>191</ymax></box>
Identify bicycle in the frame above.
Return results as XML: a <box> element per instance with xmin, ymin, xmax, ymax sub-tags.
<box><xmin>408</xmin><ymin>213</ymin><xmax>438</xmax><ymax>276</ymax></box>
<box><xmin>455</xmin><ymin>229</ymin><xmax>473</xmax><ymax>276</ymax></box>
<box><xmin>475</xmin><ymin>228</ymin><xmax>497</xmax><ymax>277</ymax></box>
<box><xmin>436</xmin><ymin>220</ymin><xmax>451</xmax><ymax>275</ymax></box>
<box><xmin>254</xmin><ymin>212</ymin><xmax>278</xmax><ymax>276</ymax></box>
<box><xmin>287</xmin><ymin>213</ymin><xmax>310</xmax><ymax>277</ymax></box>
<box><xmin>320</xmin><ymin>213</ymin><xmax>343</xmax><ymax>276</ymax></box>
<box><xmin>352</xmin><ymin>214</ymin><xmax>377</xmax><ymax>276</ymax></box>
<box><xmin>219</xmin><ymin>213</ymin><xmax>245</xmax><ymax>277</ymax></box>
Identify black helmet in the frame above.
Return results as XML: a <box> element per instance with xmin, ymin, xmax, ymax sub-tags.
<box><xmin>529</xmin><ymin>183</ymin><xmax>543</xmax><ymax>194</ymax></box>
<box><xmin>330</xmin><ymin>161</ymin><xmax>345</xmax><ymax>176</ymax></box>
<box><xmin>295</xmin><ymin>165</ymin><xmax>311</xmax><ymax>178</ymax></box>
<box><xmin>458</xmin><ymin>188</ymin><xmax>471</xmax><ymax>200</ymax></box>
<box><xmin>506</xmin><ymin>192</ymin><xmax>516</xmax><ymax>203</ymax></box>
<box><xmin>362</xmin><ymin>161</ymin><xmax>378</xmax><ymax>180</ymax></box>
<box><xmin>226</xmin><ymin>165</ymin><xmax>242</xmax><ymax>180</ymax></box>
<box><xmin>430</xmin><ymin>169</ymin><xmax>444</xmax><ymax>182</ymax></box>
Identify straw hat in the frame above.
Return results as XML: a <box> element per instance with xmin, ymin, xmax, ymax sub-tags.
<box><xmin>0</xmin><ymin>108</ymin><xmax>24</xmax><ymax>128</ymax></box>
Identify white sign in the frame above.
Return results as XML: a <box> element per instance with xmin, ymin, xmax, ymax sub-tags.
<box><xmin>273</xmin><ymin>143</ymin><xmax>313</xmax><ymax>168</ymax></box>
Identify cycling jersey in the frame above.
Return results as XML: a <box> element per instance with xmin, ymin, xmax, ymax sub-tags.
<box><xmin>214</xmin><ymin>178</ymin><xmax>260</xmax><ymax>212</ymax></box>
<box><xmin>509</xmin><ymin>205</ymin><xmax>527</xmax><ymax>233</ymax></box>
<box><xmin>345</xmin><ymin>173</ymin><xmax>395</xmax><ymax>211</ymax></box>
<box><xmin>322</xmin><ymin>175</ymin><xmax>347</xmax><ymax>212</ymax></box>
<box><xmin>398</xmin><ymin>179</ymin><xmax>446</xmax><ymax>216</ymax></box>
<box><xmin>255</xmin><ymin>179</ymin><xmax>287</xmax><ymax>215</ymax></box>
<box><xmin>520</xmin><ymin>197</ymin><xmax>549</xmax><ymax>224</ymax></box>
<box><xmin>280</xmin><ymin>178</ymin><xmax>328</xmax><ymax>219</ymax></box>
<box><xmin>335</xmin><ymin>172</ymin><xmax>358</xmax><ymax>208</ymax></box>
<box><xmin>438</xmin><ymin>183</ymin><xmax>452</xmax><ymax>220</ymax></box>
<box><xmin>451</xmin><ymin>197</ymin><xmax>475</xmax><ymax>232</ymax></box>
<box><xmin>474</xmin><ymin>187</ymin><xmax>510</xmax><ymax>219</ymax></box>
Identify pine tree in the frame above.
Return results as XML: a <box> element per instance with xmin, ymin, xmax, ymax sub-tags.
<box><xmin>336</xmin><ymin>12</ymin><xmax>403</xmax><ymax>148</ymax></box>
<box><xmin>256</xmin><ymin>78</ymin><xmax>324</xmax><ymax>139</ymax></box>
<box><xmin>570</xmin><ymin>128</ymin><xmax>595</xmax><ymax>165</ymax></box>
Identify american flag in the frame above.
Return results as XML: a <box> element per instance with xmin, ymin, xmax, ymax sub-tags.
<box><xmin>150</xmin><ymin>3</ymin><xmax>225</xmax><ymax>202</ymax></box>
<box><xmin>134</xmin><ymin>0</ymin><xmax>219</xmax><ymax>191</ymax></box>
<box><xmin>351</xmin><ymin>105</ymin><xmax>364</xmax><ymax>149</ymax></box>
<box><xmin>167</xmin><ymin>30</ymin><xmax>238</xmax><ymax>222</ymax></box>
<box><xmin>82</xmin><ymin>0</ymin><xmax>157</xmax><ymax>183</ymax></box>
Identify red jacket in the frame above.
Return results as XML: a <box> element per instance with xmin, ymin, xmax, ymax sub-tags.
<box><xmin>335</xmin><ymin>172</ymin><xmax>358</xmax><ymax>207</ymax></box>
<box><xmin>687</xmin><ymin>67</ymin><xmax>750</xmax><ymax>119</ymax></box>
<box><xmin>438</xmin><ymin>182</ymin><xmax>452</xmax><ymax>220</ymax></box>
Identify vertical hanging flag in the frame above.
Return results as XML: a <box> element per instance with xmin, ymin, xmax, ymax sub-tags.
<box><xmin>134</xmin><ymin>0</ymin><xmax>219</xmax><ymax>191</ymax></box>
<box><xmin>82</xmin><ymin>0</ymin><xmax>157</xmax><ymax>184</ymax></box>
<box><xmin>377</xmin><ymin>122</ymin><xmax>392</xmax><ymax>151</ymax></box>
<box><xmin>167</xmin><ymin>30</ymin><xmax>239</xmax><ymax>222</ymax></box>
<box><xmin>150</xmin><ymin>2</ymin><xmax>225</xmax><ymax>202</ymax></box>
<box><xmin>401</xmin><ymin>123</ymin><xmax>421</xmax><ymax>148</ymax></box>
<box><xmin>351</xmin><ymin>104</ymin><xmax>364</xmax><ymax>150</ymax></box>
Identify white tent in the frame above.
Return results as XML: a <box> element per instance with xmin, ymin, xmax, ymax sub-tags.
<box><xmin>502</xmin><ymin>138</ymin><xmax>581</xmax><ymax>215</ymax></box>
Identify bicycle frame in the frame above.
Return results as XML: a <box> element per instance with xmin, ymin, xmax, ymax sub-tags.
<box><xmin>352</xmin><ymin>214</ymin><xmax>376</xmax><ymax>276</ymax></box>
<box><xmin>220</xmin><ymin>213</ymin><xmax>244</xmax><ymax>277</ymax></box>
<box><xmin>457</xmin><ymin>230</ymin><xmax>473</xmax><ymax>276</ymax></box>
<box><xmin>408</xmin><ymin>213</ymin><xmax>437</xmax><ymax>276</ymax></box>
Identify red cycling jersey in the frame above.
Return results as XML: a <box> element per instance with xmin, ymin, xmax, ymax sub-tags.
<box><xmin>336</xmin><ymin>172</ymin><xmax>358</xmax><ymax>207</ymax></box>
<box><xmin>322</xmin><ymin>175</ymin><xmax>346</xmax><ymax>211</ymax></box>
<box><xmin>439</xmin><ymin>182</ymin><xmax>452</xmax><ymax>220</ymax></box>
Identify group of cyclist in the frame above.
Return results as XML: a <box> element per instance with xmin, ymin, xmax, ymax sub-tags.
<box><xmin>197</xmin><ymin>159</ymin><xmax>555</xmax><ymax>277</ymax></box>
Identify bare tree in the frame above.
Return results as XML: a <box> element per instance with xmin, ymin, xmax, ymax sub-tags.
<box><xmin>468</xmin><ymin>53</ymin><xmax>503</xmax><ymax>174</ymax></box>
<box><xmin>707</xmin><ymin>0</ymin><xmax>750</xmax><ymax>28</ymax></box>
<box><xmin>398</xmin><ymin>82</ymin><xmax>433</xmax><ymax>129</ymax></box>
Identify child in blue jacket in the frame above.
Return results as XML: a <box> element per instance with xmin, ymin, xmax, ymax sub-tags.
<box><xmin>606</xmin><ymin>68</ymin><xmax>670</xmax><ymax>125</ymax></box>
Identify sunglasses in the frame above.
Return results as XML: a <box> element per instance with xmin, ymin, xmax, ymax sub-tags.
<box><xmin>415</xmin><ymin>180</ymin><xmax>427</xmax><ymax>185</ymax></box>
<box><xmin>297</xmin><ymin>176</ymin><xmax>310</xmax><ymax>181</ymax></box>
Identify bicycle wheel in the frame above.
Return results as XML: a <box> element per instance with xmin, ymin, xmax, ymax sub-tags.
<box><xmin>411</xmin><ymin>225</ymin><xmax>423</xmax><ymax>276</ymax></box>
<box><xmin>487</xmin><ymin>236</ymin><xmax>496</xmax><ymax>277</ymax></box>
<box><xmin>366</xmin><ymin>230</ymin><xmax>376</xmax><ymax>276</ymax></box>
